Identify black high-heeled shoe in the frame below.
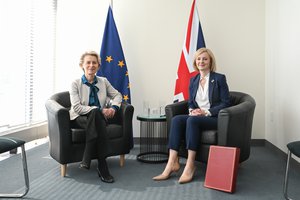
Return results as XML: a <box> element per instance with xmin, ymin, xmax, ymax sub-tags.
<box><xmin>97</xmin><ymin>158</ymin><xmax>114</xmax><ymax>183</ymax></box>
<box><xmin>97</xmin><ymin>167</ymin><xmax>114</xmax><ymax>183</ymax></box>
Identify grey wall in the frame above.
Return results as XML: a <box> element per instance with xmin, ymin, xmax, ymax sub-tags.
<box><xmin>265</xmin><ymin>0</ymin><xmax>300</xmax><ymax>161</ymax></box>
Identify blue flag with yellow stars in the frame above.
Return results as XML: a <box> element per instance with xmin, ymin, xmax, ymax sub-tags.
<box><xmin>97</xmin><ymin>6</ymin><xmax>131</xmax><ymax>104</ymax></box>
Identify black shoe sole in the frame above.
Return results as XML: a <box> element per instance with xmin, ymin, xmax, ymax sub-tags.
<box><xmin>97</xmin><ymin>168</ymin><xmax>114</xmax><ymax>183</ymax></box>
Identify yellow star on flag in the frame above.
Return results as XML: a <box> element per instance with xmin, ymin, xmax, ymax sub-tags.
<box><xmin>127</xmin><ymin>83</ymin><xmax>130</xmax><ymax>89</ymax></box>
<box><xmin>106</xmin><ymin>56</ymin><xmax>113</xmax><ymax>63</ymax></box>
<box><xmin>123</xmin><ymin>95</ymin><xmax>129</xmax><ymax>101</ymax></box>
<box><xmin>125</xmin><ymin>71</ymin><xmax>129</xmax><ymax>76</ymax></box>
<box><xmin>118</xmin><ymin>60</ymin><xmax>125</xmax><ymax>68</ymax></box>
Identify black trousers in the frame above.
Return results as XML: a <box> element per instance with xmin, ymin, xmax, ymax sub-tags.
<box><xmin>72</xmin><ymin>109</ymin><xmax>108</xmax><ymax>161</ymax></box>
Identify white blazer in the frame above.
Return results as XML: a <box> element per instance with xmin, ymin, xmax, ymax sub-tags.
<box><xmin>69</xmin><ymin>76</ymin><xmax>122</xmax><ymax>120</ymax></box>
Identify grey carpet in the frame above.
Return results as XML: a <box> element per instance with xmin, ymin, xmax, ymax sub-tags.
<box><xmin>0</xmin><ymin>142</ymin><xmax>300</xmax><ymax>200</ymax></box>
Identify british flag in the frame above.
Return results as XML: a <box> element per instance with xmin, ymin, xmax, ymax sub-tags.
<box><xmin>173</xmin><ymin>0</ymin><xmax>205</xmax><ymax>102</ymax></box>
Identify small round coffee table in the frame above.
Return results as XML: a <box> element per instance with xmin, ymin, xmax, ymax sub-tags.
<box><xmin>136</xmin><ymin>114</ymin><xmax>168</xmax><ymax>163</ymax></box>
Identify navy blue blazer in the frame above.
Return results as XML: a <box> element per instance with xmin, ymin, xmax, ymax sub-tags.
<box><xmin>188</xmin><ymin>72</ymin><xmax>231</xmax><ymax>117</ymax></box>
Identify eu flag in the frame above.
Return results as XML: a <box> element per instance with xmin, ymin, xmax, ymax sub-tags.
<box><xmin>97</xmin><ymin>6</ymin><xmax>131</xmax><ymax>104</ymax></box>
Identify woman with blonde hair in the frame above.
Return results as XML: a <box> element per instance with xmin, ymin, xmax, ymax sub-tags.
<box><xmin>153</xmin><ymin>48</ymin><xmax>230</xmax><ymax>184</ymax></box>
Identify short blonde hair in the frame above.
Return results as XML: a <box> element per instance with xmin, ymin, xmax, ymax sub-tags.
<box><xmin>192</xmin><ymin>48</ymin><xmax>216</xmax><ymax>72</ymax></box>
<box><xmin>79</xmin><ymin>51</ymin><xmax>101</xmax><ymax>67</ymax></box>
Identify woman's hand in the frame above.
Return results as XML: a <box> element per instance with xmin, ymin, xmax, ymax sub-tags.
<box><xmin>102</xmin><ymin>108</ymin><xmax>116</xmax><ymax>119</ymax></box>
<box><xmin>190</xmin><ymin>108</ymin><xmax>206</xmax><ymax>116</ymax></box>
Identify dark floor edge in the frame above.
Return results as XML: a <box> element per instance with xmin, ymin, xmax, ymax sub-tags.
<box><xmin>134</xmin><ymin>138</ymin><xmax>270</xmax><ymax>146</ymax></box>
<box><xmin>260</xmin><ymin>139</ymin><xmax>300</xmax><ymax>169</ymax></box>
<box><xmin>134</xmin><ymin>138</ymin><xmax>268</xmax><ymax>147</ymax></box>
<box><xmin>251</xmin><ymin>139</ymin><xmax>287</xmax><ymax>159</ymax></box>
<box><xmin>133</xmin><ymin>138</ymin><xmax>300</xmax><ymax>168</ymax></box>
<box><xmin>133</xmin><ymin>137</ymin><xmax>140</xmax><ymax>144</ymax></box>
<box><xmin>250</xmin><ymin>139</ymin><xmax>265</xmax><ymax>146</ymax></box>
<box><xmin>246</xmin><ymin>139</ymin><xmax>300</xmax><ymax>169</ymax></box>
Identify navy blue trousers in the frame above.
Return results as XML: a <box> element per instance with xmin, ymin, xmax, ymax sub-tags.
<box><xmin>168</xmin><ymin>115</ymin><xmax>217</xmax><ymax>151</ymax></box>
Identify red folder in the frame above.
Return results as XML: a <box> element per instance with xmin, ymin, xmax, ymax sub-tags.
<box><xmin>204</xmin><ymin>145</ymin><xmax>240</xmax><ymax>193</ymax></box>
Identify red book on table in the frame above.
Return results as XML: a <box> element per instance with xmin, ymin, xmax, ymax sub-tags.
<box><xmin>204</xmin><ymin>145</ymin><xmax>240</xmax><ymax>193</ymax></box>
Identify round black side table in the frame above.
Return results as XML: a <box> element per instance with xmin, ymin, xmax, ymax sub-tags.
<box><xmin>136</xmin><ymin>114</ymin><xmax>168</xmax><ymax>163</ymax></box>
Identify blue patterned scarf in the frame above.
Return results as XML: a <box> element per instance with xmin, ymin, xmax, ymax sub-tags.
<box><xmin>81</xmin><ymin>75</ymin><xmax>101</xmax><ymax>109</ymax></box>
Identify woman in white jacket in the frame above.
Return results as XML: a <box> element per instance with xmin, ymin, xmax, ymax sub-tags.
<box><xmin>69</xmin><ymin>51</ymin><xmax>122</xmax><ymax>183</ymax></box>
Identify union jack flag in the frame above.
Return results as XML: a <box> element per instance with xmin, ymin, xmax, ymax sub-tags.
<box><xmin>173</xmin><ymin>0</ymin><xmax>205</xmax><ymax>102</ymax></box>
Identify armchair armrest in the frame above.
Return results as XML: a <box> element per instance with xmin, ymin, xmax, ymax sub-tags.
<box><xmin>217</xmin><ymin>100</ymin><xmax>255</xmax><ymax>162</ymax></box>
<box><xmin>45</xmin><ymin>99</ymin><xmax>72</xmax><ymax>162</ymax></box>
<box><xmin>120</xmin><ymin>102</ymin><xmax>134</xmax><ymax>149</ymax></box>
<box><xmin>165</xmin><ymin>100</ymin><xmax>189</xmax><ymax>135</ymax></box>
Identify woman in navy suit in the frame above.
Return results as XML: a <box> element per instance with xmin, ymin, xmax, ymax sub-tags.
<box><xmin>153</xmin><ymin>48</ymin><xmax>230</xmax><ymax>184</ymax></box>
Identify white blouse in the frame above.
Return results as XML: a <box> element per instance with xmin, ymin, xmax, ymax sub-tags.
<box><xmin>195</xmin><ymin>73</ymin><xmax>210</xmax><ymax>112</ymax></box>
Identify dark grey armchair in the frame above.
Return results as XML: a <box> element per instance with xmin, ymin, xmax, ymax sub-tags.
<box><xmin>165</xmin><ymin>91</ymin><xmax>256</xmax><ymax>163</ymax></box>
<box><xmin>45</xmin><ymin>91</ymin><xmax>134</xmax><ymax>176</ymax></box>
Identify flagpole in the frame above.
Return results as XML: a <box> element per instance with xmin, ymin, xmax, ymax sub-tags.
<box><xmin>110</xmin><ymin>0</ymin><xmax>113</xmax><ymax>10</ymax></box>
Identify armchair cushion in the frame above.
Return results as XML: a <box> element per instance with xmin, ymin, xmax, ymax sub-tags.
<box><xmin>201</xmin><ymin>130</ymin><xmax>218</xmax><ymax>145</ymax></box>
